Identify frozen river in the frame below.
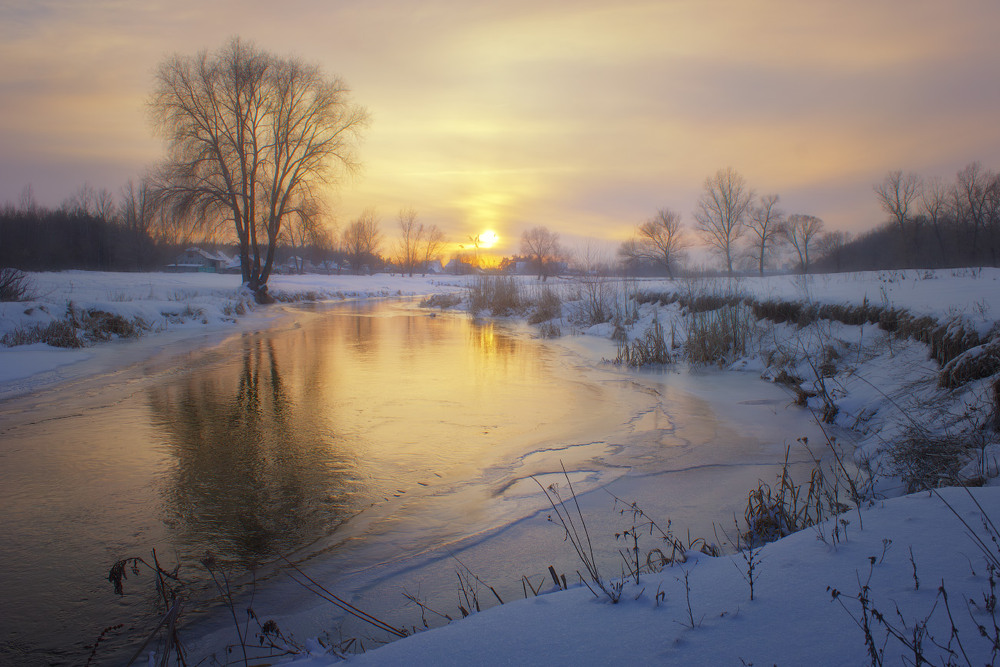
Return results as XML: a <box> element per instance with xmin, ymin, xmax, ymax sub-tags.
<box><xmin>0</xmin><ymin>299</ymin><xmax>833</xmax><ymax>664</ymax></box>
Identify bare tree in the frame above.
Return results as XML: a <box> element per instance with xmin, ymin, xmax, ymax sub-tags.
<box><xmin>95</xmin><ymin>188</ymin><xmax>118</xmax><ymax>224</ymax></box>
<box><xmin>987</xmin><ymin>173</ymin><xmax>1000</xmax><ymax>266</ymax></box>
<box><xmin>17</xmin><ymin>185</ymin><xmax>38</xmax><ymax>215</ymax></box>
<box><xmin>520</xmin><ymin>226</ymin><xmax>561</xmax><ymax>280</ymax></box>
<box><xmin>920</xmin><ymin>176</ymin><xmax>950</xmax><ymax>255</ymax></box>
<box><xmin>395</xmin><ymin>206</ymin><xmax>422</xmax><ymax>277</ymax></box>
<box><xmin>63</xmin><ymin>183</ymin><xmax>117</xmax><ymax>223</ymax></box>
<box><xmin>120</xmin><ymin>179</ymin><xmax>159</xmax><ymax>269</ymax></box>
<box><xmin>782</xmin><ymin>214</ymin><xmax>825</xmax><ymax>273</ymax></box>
<box><xmin>150</xmin><ymin>37</ymin><xmax>369</xmax><ymax>301</ymax></box>
<box><xmin>874</xmin><ymin>170</ymin><xmax>921</xmax><ymax>232</ymax></box>
<box><xmin>419</xmin><ymin>224</ymin><xmax>446</xmax><ymax>275</ymax></box>
<box><xmin>342</xmin><ymin>207</ymin><xmax>381</xmax><ymax>274</ymax></box>
<box><xmin>815</xmin><ymin>230</ymin><xmax>851</xmax><ymax>272</ymax></box>
<box><xmin>951</xmin><ymin>162</ymin><xmax>994</xmax><ymax>260</ymax></box>
<box><xmin>281</xmin><ymin>199</ymin><xmax>325</xmax><ymax>274</ymax></box>
<box><xmin>746</xmin><ymin>193</ymin><xmax>784</xmax><ymax>275</ymax></box>
<box><xmin>693</xmin><ymin>167</ymin><xmax>754</xmax><ymax>275</ymax></box>
<box><xmin>311</xmin><ymin>225</ymin><xmax>339</xmax><ymax>273</ymax></box>
<box><xmin>620</xmin><ymin>208</ymin><xmax>688</xmax><ymax>278</ymax></box>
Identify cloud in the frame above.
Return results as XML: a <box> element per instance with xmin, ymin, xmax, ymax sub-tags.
<box><xmin>2</xmin><ymin>0</ymin><xmax>1000</xmax><ymax>248</ymax></box>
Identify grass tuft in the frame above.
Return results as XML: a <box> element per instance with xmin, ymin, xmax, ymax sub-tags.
<box><xmin>420</xmin><ymin>293</ymin><xmax>462</xmax><ymax>309</ymax></box>
<box><xmin>469</xmin><ymin>275</ymin><xmax>524</xmax><ymax>317</ymax></box>
<box><xmin>527</xmin><ymin>285</ymin><xmax>562</xmax><ymax>324</ymax></box>
<box><xmin>685</xmin><ymin>303</ymin><xmax>754</xmax><ymax>365</ymax></box>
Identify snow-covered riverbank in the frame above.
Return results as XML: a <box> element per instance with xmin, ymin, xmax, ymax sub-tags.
<box><xmin>4</xmin><ymin>267</ymin><xmax>1000</xmax><ymax>665</ymax></box>
<box><xmin>0</xmin><ymin>271</ymin><xmax>470</xmax><ymax>398</ymax></box>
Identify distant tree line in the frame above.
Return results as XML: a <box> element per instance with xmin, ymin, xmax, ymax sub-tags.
<box><xmin>0</xmin><ymin>184</ymin><xmax>167</xmax><ymax>271</ymax></box>
<box><xmin>0</xmin><ymin>182</ymin><xmax>356</xmax><ymax>274</ymax></box>
<box><xmin>814</xmin><ymin>162</ymin><xmax>1000</xmax><ymax>272</ymax></box>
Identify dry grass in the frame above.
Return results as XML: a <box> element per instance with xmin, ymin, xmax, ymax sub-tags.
<box><xmin>1</xmin><ymin>304</ymin><xmax>149</xmax><ymax>348</ymax></box>
<box><xmin>888</xmin><ymin>429</ymin><xmax>970</xmax><ymax>493</ymax></box>
<box><xmin>638</xmin><ymin>288</ymin><xmax>993</xmax><ymax>378</ymax></box>
<box><xmin>684</xmin><ymin>303</ymin><xmax>754</xmax><ymax>365</ymax></box>
<box><xmin>613</xmin><ymin>317</ymin><xmax>671</xmax><ymax>366</ymax></box>
<box><xmin>468</xmin><ymin>275</ymin><xmax>524</xmax><ymax>317</ymax></box>
<box><xmin>420</xmin><ymin>293</ymin><xmax>462</xmax><ymax>309</ymax></box>
<box><xmin>527</xmin><ymin>285</ymin><xmax>562</xmax><ymax>324</ymax></box>
<box><xmin>1</xmin><ymin>320</ymin><xmax>83</xmax><ymax>348</ymax></box>
<box><xmin>741</xmin><ymin>447</ymin><xmax>827</xmax><ymax>547</ymax></box>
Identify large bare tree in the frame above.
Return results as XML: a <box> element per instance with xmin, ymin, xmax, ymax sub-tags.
<box><xmin>746</xmin><ymin>193</ymin><xmax>784</xmax><ymax>275</ymax></box>
<box><xmin>693</xmin><ymin>167</ymin><xmax>754</xmax><ymax>275</ymax></box>
<box><xmin>150</xmin><ymin>38</ymin><xmax>369</xmax><ymax>301</ymax></box>
<box><xmin>782</xmin><ymin>214</ymin><xmax>825</xmax><ymax>273</ymax></box>
<box><xmin>520</xmin><ymin>226</ymin><xmax>562</xmax><ymax>280</ymax></box>
<box><xmin>620</xmin><ymin>208</ymin><xmax>688</xmax><ymax>278</ymax></box>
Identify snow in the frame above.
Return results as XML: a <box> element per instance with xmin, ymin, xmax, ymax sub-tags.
<box><xmin>309</xmin><ymin>486</ymin><xmax>1000</xmax><ymax>666</ymax></box>
<box><xmin>0</xmin><ymin>270</ymin><xmax>469</xmax><ymax>399</ymax></box>
<box><xmin>5</xmin><ymin>267</ymin><xmax>1000</xmax><ymax>665</ymax></box>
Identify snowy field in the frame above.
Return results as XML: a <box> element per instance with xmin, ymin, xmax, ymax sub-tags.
<box><xmin>4</xmin><ymin>267</ymin><xmax>1000</xmax><ymax>665</ymax></box>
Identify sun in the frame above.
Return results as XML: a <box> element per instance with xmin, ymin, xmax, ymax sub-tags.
<box><xmin>479</xmin><ymin>230</ymin><xmax>499</xmax><ymax>249</ymax></box>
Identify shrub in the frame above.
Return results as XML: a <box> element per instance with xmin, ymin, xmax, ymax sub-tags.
<box><xmin>742</xmin><ymin>456</ymin><xmax>826</xmax><ymax>546</ymax></box>
<box><xmin>1</xmin><ymin>321</ymin><xmax>83</xmax><ymax>348</ymax></box>
<box><xmin>1</xmin><ymin>308</ymin><xmax>148</xmax><ymax>348</ymax></box>
<box><xmin>538</xmin><ymin>321</ymin><xmax>561</xmax><ymax>338</ymax></box>
<box><xmin>420</xmin><ymin>293</ymin><xmax>462</xmax><ymax>309</ymax></box>
<box><xmin>938</xmin><ymin>338</ymin><xmax>1000</xmax><ymax>388</ymax></box>
<box><xmin>527</xmin><ymin>286</ymin><xmax>562</xmax><ymax>324</ymax></box>
<box><xmin>575</xmin><ymin>275</ymin><xmax>615</xmax><ymax>325</ymax></box>
<box><xmin>80</xmin><ymin>309</ymin><xmax>147</xmax><ymax>341</ymax></box>
<box><xmin>889</xmin><ymin>429</ymin><xmax>969</xmax><ymax>493</ymax></box>
<box><xmin>222</xmin><ymin>299</ymin><xmax>250</xmax><ymax>317</ymax></box>
<box><xmin>0</xmin><ymin>267</ymin><xmax>33</xmax><ymax>302</ymax></box>
<box><xmin>685</xmin><ymin>303</ymin><xmax>754</xmax><ymax>365</ymax></box>
<box><xmin>468</xmin><ymin>275</ymin><xmax>524</xmax><ymax>317</ymax></box>
<box><xmin>613</xmin><ymin>317</ymin><xmax>671</xmax><ymax>366</ymax></box>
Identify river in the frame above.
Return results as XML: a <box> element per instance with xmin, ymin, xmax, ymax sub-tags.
<box><xmin>0</xmin><ymin>299</ymin><xmax>833</xmax><ymax>664</ymax></box>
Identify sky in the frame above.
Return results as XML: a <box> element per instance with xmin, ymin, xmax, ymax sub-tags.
<box><xmin>2</xmin><ymin>0</ymin><xmax>1000</xmax><ymax>257</ymax></box>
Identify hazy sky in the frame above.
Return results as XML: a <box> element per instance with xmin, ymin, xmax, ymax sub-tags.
<box><xmin>2</xmin><ymin>0</ymin><xmax>999</xmax><ymax>255</ymax></box>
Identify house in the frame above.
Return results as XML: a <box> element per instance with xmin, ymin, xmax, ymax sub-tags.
<box><xmin>166</xmin><ymin>247</ymin><xmax>233</xmax><ymax>273</ymax></box>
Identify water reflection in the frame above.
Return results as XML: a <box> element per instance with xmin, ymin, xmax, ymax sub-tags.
<box><xmin>144</xmin><ymin>307</ymin><xmax>537</xmax><ymax>567</ymax></box>
<box><xmin>148</xmin><ymin>334</ymin><xmax>360</xmax><ymax>564</ymax></box>
<box><xmin>0</xmin><ymin>299</ymin><xmax>835</xmax><ymax>665</ymax></box>
<box><xmin>0</xmin><ymin>302</ymin><xmax>591</xmax><ymax>665</ymax></box>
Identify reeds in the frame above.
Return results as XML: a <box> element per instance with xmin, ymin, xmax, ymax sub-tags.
<box><xmin>684</xmin><ymin>303</ymin><xmax>754</xmax><ymax>365</ymax></box>
<box><xmin>468</xmin><ymin>275</ymin><xmax>524</xmax><ymax>317</ymax></box>
<box><xmin>613</xmin><ymin>317</ymin><xmax>672</xmax><ymax>366</ymax></box>
<box><xmin>533</xmin><ymin>464</ymin><xmax>621</xmax><ymax>603</ymax></box>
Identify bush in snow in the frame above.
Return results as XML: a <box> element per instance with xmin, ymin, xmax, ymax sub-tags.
<box><xmin>0</xmin><ymin>267</ymin><xmax>33</xmax><ymax>302</ymax></box>
<box><xmin>526</xmin><ymin>285</ymin><xmax>562</xmax><ymax>324</ymax></box>
<box><xmin>468</xmin><ymin>275</ymin><xmax>524</xmax><ymax>317</ymax></box>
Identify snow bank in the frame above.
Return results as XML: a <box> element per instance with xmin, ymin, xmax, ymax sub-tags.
<box><xmin>287</xmin><ymin>487</ymin><xmax>1000</xmax><ymax>666</ymax></box>
<box><xmin>0</xmin><ymin>271</ymin><xmax>470</xmax><ymax>397</ymax></box>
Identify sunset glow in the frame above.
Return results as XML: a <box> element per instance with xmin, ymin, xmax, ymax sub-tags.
<box><xmin>1</xmin><ymin>1</ymin><xmax>999</xmax><ymax>248</ymax></box>
<box><xmin>479</xmin><ymin>231</ymin><xmax>499</xmax><ymax>249</ymax></box>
